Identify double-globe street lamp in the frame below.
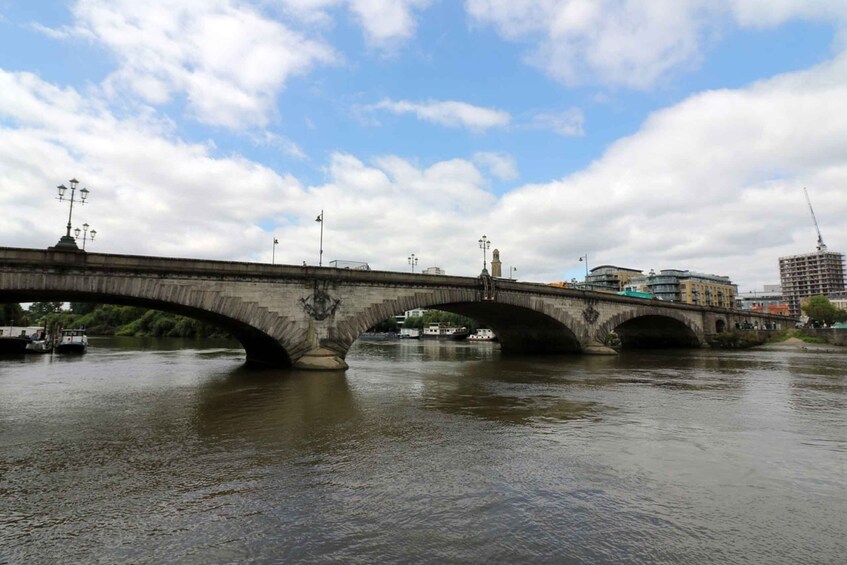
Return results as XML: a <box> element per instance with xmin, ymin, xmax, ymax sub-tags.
<box><xmin>53</xmin><ymin>178</ymin><xmax>90</xmax><ymax>250</ymax></box>
<box><xmin>478</xmin><ymin>234</ymin><xmax>491</xmax><ymax>276</ymax></box>
<box><xmin>74</xmin><ymin>223</ymin><xmax>96</xmax><ymax>250</ymax></box>
<box><xmin>408</xmin><ymin>253</ymin><xmax>418</xmax><ymax>273</ymax></box>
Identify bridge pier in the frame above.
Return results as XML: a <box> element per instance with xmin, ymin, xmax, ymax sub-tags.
<box><xmin>290</xmin><ymin>319</ymin><xmax>348</xmax><ymax>370</ymax></box>
<box><xmin>293</xmin><ymin>347</ymin><xmax>349</xmax><ymax>370</ymax></box>
<box><xmin>582</xmin><ymin>339</ymin><xmax>618</xmax><ymax>356</ymax></box>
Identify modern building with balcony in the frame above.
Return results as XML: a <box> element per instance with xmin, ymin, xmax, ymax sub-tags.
<box><xmin>625</xmin><ymin>269</ymin><xmax>737</xmax><ymax>308</ymax></box>
<box><xmin>585</xmin><ymin>265</ymin><xmax>644</xmax><ymax>292</ymax></box>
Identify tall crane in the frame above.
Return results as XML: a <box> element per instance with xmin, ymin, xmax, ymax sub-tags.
<box><xmin>803</xmin><ymin>187</ymin><xmax>827</xmax><ymax>252</ymax></box>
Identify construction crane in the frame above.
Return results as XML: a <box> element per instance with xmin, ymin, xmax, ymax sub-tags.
<box><xmin>803</xmin><ymin>187</ymin><xmax>827</xmax><ymax>252</ymax></box>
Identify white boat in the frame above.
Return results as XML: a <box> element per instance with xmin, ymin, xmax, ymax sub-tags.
<box><xmin>422</xmin><ymin>323</ymin><xmax>468</xmax><ymax>339</ymax></box>
<box><xmin>25</xmin><ymin>328</ymin><xmax>51</xmax><ymax>354</ymax></box>
<box><xmin>399</xmin><ymin>328</ymin><xmax>421</xmax><ymax>339</ymax></box>
<box><xmin>468</xmin><ymin>329</ymin><xmax>497</xmax><ymax>342</ymax></box>
<box><xmin>55</xmin><ymin>328</ymin><xmax>88</xmax><ymax>354</ymax></box>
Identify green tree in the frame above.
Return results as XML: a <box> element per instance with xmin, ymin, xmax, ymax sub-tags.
<box><xmin>802</xmin><ymin>296</ymin><xmax>847</xmax><ymax>326</ymax></box>
<box><xmin>71</xmin><ymin>302</ymin><xmax>98</xmax><ymax>315</ymax></box>
<box><xmin>0</xmin><ymin>303</ymin><xmax>27</xmax><ymax>326</ymax></box>
<box><xmin>368</xmin><ymin>317</ymin><xmax>399</xmax><ymax>332</ymax></box>
<box><xmin>28</xmin><ymin>302</ymin><xmax>64</xmax><ymax>317</ymax></box>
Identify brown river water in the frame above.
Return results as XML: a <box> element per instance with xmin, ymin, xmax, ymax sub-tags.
<box><xmin>1</xmin><ymin>337</ymin><xmax>845</xmax><ymax>563</ymax></box>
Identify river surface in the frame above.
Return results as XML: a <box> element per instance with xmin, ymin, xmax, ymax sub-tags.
<box><xmin>1</xmin><ymin>337</ymin><xmax>845</xmax><ymax>564</ymax></box>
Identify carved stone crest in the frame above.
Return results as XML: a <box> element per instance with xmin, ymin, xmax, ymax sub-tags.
<box><xmin>300</xmin><ymin>282</ymin><xmax>340</xmax><ymax>320</ymax></box>
<box><xmin>582</xmin><ymin>298</ymin><xmax>600</xmax><ymax>324</ymax></box>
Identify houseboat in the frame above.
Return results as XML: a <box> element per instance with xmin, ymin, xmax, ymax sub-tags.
<box><xmin>0</xmin><ymin>326</ymin><xmax>43</xmax><ymax>355</ymax></box>
<box><xmin>55</xmin><ymin>328</ymin><xmax>89</xmax><ymax>354</ymax></box>
<box><xmin>422</xmin><ymin>323</ymin><xmax>468</xmax><ymax>339</ymax></box>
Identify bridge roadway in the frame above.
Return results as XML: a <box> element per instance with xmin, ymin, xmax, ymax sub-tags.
<box><xmin>0</xmin><ymin>247</ymin><xmax>791</xmax><ymax>370</ymax></box>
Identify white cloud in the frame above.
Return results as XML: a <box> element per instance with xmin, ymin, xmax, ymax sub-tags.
<box><xmin>368</xmin><ymin>98</ymin><xmax>511</xmax><ymax>131</ymax></box>
<box><xmin>466</xmin><ymin>0</ymin><xmax>847</xmax><ymax>89</ymax></box>
<box><xmin>347</xmin><ymin>0</ymin><xmax>430</xmax><ymax>46</ymax></box>
<box><xmin>531</xmin><ymin>108</ymin><xmax>585</xmax><ymax>137</ymax></box>
<box><xmin>0</xmin><ymin>69</ymin><xmax>497</xmax><ymax>273</ymax></box>
<box><xmin>68</xmin><ymin>0</ymin><xmax>336</xmax><ymax>129</ymax></box>
<box><xmin>473</xmin><ymin>152</ymin><xmax>519</xmax><ymax>181</ymax></box>
<box><xmin>277</xmin><ymin>0</ymin><xmax>430</xmax><ymax>47</ymax></box>
<box><xmin>4</xmin><ymin>41</ymin><xmax>847</xmax><ymax>290</ymax></box>
<box><xmin>490</xmin><ymin>51</ymin><xmax>847</xmax><ymax>288</ymax></box>
<box><xmin>0</xmin><ymin>69</ymin><xmax>303</xmax><ymax>259</ymax></box>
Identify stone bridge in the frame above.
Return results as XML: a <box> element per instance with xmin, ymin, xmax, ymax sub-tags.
<box><xmin>0</xmin><ymin>247</ymin><xmax>791</xmax><ymax>370</ymax></box>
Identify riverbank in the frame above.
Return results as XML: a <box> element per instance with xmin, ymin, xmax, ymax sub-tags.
<box><xmin>758</xmin><ymin>336</ymin><xmax>845</xmax><ymax>354</ymax></box>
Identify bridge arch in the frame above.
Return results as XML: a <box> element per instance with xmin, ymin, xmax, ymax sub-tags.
<box><xmin>331</xmin><ymin>288</ymin><xmax>584</xmax><ymax>356</ymax></box>
<box><xmin>0</xmin><ymin>285</ymin><xmax>299</xmax><ymax>368</ymax></box>
<box><xmin>597</xmin><ymin>307</ymin><xmax>704</xmax><ymax>349</ymax></box>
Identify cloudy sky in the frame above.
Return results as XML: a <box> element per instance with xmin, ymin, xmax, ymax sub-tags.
<box><xmin>2</xmin><ymin>1</ymin><xmax>846</xmax><ymax>291</ymax></box>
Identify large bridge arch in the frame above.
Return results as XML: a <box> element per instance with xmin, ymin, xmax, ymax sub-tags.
<box><xmin>0</xmin><ymin>282</ymin><xmax>301</xmax><ymax>368</ymax></box>
<box><xmin>332</xmin><ymin>288</ymin><xmax>584</xmax><ymax>356</ymax></box>
<box><xmin>597</xmin><ymin>307</ymin><xmax>704</xmax><ymax>349</ymax></box>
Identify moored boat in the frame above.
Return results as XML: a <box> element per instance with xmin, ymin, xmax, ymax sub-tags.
<box><xmin>422</xmin><ymin>323</ymin><xmax>469</xmax><ymax>339</ymax></box>
<box><xmin>25</xmin><ymin>329</ymin><xmax>52</xmax><ymax>354</ymax></box>
<box><xmin>0</xmin><ymin>336</ymin><xmax>30</xmax><ymax>355</ymax></box>
<box><xmin>399</xmin><ymin>328</ymin><xmax>421</xmax><ymax>339</ymax></box>
<box><xmin>55</xmin><ymin>328</ymin><xmax>88</xmax><ymax>354</ymax></box>
<box><xmin>468</xmin><ymin>329</ymin><xmax>497</xmax><ymax>342</ymax></box>
<box><xmin>449</xmin><ymin>326</ymin><xmax>470</xmax><ymax>340</ymax></box>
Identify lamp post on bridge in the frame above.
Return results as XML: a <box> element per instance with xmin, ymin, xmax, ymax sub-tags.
<box><xmin>73</xmin><ymin>223</ymin><xmax>96</xmax><ymax>250</ymax></box>
<box><xmin>272</xmin><ymin>238</ymin><xmax>278</xmax><ymax>264</ymax></box>
<box><xmin>315</xmin><ymin>210</ymin><xmax>324</xmax><ymax>267</ymax></box>
<box><xmin>52</xmin><ymin>178</ymin><xmax>89</xmax><ymax>250</ymax></box>
<box><xmin>408</xmin><ymin>253</ymin><xmax>418</xmax><ymax>273</ymax></box>
<box><xmin>579</xmin><ymin>253</ymin><xmax>589</xmax><ymax>288</ymax></box>
<box><xmin>510</xmin><ymin>266</ymin><xmax>517</xmax><ymax>280</ymax></box>
<box><xmin>478</xmin><ymin>234</ymin><xmax>491</xmax><ymax>276</ymax></box>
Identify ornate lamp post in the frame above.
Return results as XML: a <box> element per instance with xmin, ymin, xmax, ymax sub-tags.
<box><xmin>408</xmin><ymin>253</ymin><xmax>418</xmax><ymax>273</ymax></box>
<box><xmin>53</xmin><ymin>178</ymin><xmax>89</xmax><ymax>250</ymax></box>
<box><xmin>478</xmin><ymin>234</ymin><xmax>491</xmax><ymax>275</ymax></box>
<box><xmin>315</xmin><ymin>210</ymin><xmax>324</xmax><ymax>267</ymax></box>
<box><xmin>73</xmin><ymin>223</ymin><xmax>96</xmax><ymax>250</ymax></box>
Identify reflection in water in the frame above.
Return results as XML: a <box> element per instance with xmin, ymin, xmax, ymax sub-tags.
<box><xmin>1</xmin><ymin>337</ymin><xmax>846</xmax><ymax>563</ymax></box>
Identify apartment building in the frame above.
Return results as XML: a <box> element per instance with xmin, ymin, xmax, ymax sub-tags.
<box><xmin>625</xmin><ymin>269</ymin><xmax>737</xmax><ymax>308</ymax></box>
<box><xmin>778</xmin><ymin>251</ymin><xmax>846</xmax><ymax>317</ymax></box>
<box><xmin>585</xmin><ymin>265</ymin><xmax>644</xmax><ymax>292</ymax></box>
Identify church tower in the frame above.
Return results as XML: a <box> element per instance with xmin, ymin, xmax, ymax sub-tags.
<box><xmin>491</xmin><ymin>249</ymin><xmax>502</xmax><ymax>278</ymax></box>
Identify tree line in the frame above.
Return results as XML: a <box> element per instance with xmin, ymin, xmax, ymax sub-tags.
<box><xmin>367</xmin><ymin>309</ymin><xmax>480</xmax><ymax>333</ymax></box>
<box><xmin>0</xmin><ymin>302</ymin><xmax>228</xmax><ymax>338</ymax></box>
